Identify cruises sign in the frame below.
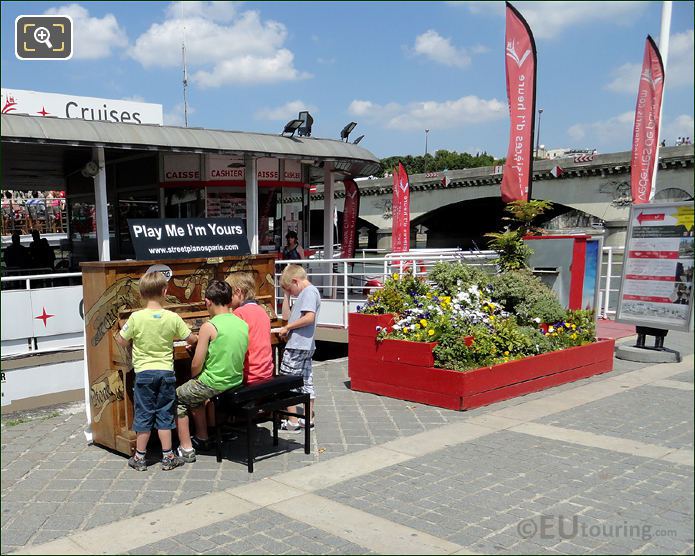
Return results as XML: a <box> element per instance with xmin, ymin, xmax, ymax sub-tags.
<box><xmin>1</xmin><ymin>88</ymin><xmax>163</xmax><ymax>125</ymax></box>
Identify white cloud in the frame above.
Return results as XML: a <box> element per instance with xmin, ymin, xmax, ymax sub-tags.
<box><xmin>255</xmin><ymin>100</ymin><xmax>317</xmax><ymax>121</ymax></box>
<box><xmin>129</xmin><ymin>3</ymin><xmax>309</xmax><ymax>87</ymax></box>
<box><xmin>44</xmin><ymin>4</ymin><xmax>128</xmax><ymax>60</ymax></box>
<box><xmin>663</xmin><ymin>114</ymin><xmax>695</xmax><ymax>143</ymax></box>
<box><xmin>450</xmin><ymin>1</ymin><xmax>647</xmax><ymax>40</ymax></box>
<box><xmin>568</xmin><ymin>111</ymin><xmax>634</xmax><ymax>145</ymax></box>
<box><xmin>606</xmin><ymin>30</ymin><xmax>694</xmax><ymax>93</ymax></box>
<box><xmin>413</xmin><ymin>30</ymin><xmax>471</xmax><ymax>68</ymax></box>
<box><xmin>348</xmin><ymin>100</ymin><xmax>377</xmax><ymax>116</ymax></box>
<box><xmin>348</xmin><ymin>96</ymin><xmax>506</xmax><ymax>130</ymax></box>
<box><xmin>165</xmin><ymin>1</ymin><xmax>240</xmax><ymax>22</ymax></box>
<box><xmin>163</xmin><ymin>102</ymin><xmax>195</xmax><ymax>126</ymax></box>
<box><xmin>121</xmin><ymin>95</ymin><xmax>145</xmax><ymax>103</ymax></box>
<box><xmin>567</xmin><ymin>111</ymin><xmax>694</xmax><ymax>149</ymax></box>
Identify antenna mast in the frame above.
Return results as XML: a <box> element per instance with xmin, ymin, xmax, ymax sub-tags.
<box><xmin>181</xmin><ymin>6</ymin><xmax>189</xmax><ymax>127</ymax></box>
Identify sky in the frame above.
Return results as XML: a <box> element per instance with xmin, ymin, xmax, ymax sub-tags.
<box><xmin>1</xmin><ymin>1</ymin><xmax>693</xmax><ymax>159</ymax></box>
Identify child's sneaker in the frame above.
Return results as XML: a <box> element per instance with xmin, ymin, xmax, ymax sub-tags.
<box><xmin>298</xmin><ymin>418</ymin><xmax>315</xmax><ymax>429</ymax></box>
<box><xmin>280</xmin><ymin>420</ymin><xmax>302</xmax><ymax>434</ymax></box>
<box><xmin>161</xmin><ymin>453</ymin><xmax>185</xmax><ymax>471</ymax></box>
<box><xmin>128</xmin><ymin>455</ymin><xmax>147</xmax><ymax>472</ymax></box>
<box><xmin>176</xmin><ymin>446</ymin><xmax>196</xmax><ymax>463</ymax></box>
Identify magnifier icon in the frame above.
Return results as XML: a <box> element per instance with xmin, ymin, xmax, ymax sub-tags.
<box><xmin>33</xmin><ymin>26</ymin><xmax>53</xmax><ymax>49</ymax></box>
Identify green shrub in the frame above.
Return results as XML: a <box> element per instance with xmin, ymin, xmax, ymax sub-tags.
<box><xmin>428</xmin><ymin>261</ymin><xmax>491</xmax><ymax>295</ymax></box>
<box><xmin>489</xmin><ymin>270</ymin><xmax>566</xmax><ymax>326</ymax></box>
<box><xmin>484</xmin><ymin>230</ymin><xmax>534</xmax><ymax>271</ymax></box>
<box><xmin>484</xmin><ymin>200</ymin><xmax>553</xmax><ymax>271</ymax></box>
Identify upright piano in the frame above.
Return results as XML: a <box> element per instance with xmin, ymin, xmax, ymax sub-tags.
<box><xmin>81</xmin><ymin>255</ymin><xmax>280</xmax><ymax>456</ymax></box>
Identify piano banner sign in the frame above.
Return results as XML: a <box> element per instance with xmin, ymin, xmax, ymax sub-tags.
<box><xmin>128</xmin><ymin>218</ymin><xmax>250</xmax><ymax>260</ymax></box>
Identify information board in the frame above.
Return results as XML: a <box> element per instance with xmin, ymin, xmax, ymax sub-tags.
<box><xmin>616</xmin><ymin>202</ymin><xmax>694</xmax><ymax>331</ymax></box>
<box><xmin>128</xmin><ymin>218</ymin><xmax>250</xmax><ymax>260</ymax></box>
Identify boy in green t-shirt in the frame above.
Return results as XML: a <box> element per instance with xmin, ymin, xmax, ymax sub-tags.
<box><xmin>116</xmin><ymin>271</ymin><xmax>197</xmax><ymax>471</ymax></box>
<box><xmin>175</xmin><ymin>280</ymin><xmax>249</xmax><ymax>462</ymax></box>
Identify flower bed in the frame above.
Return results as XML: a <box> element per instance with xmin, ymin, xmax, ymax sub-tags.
<box><xmin>348</xmin><ymin>313</ymin><xmax>614</xmax><ymax>411</ymax></box>
<box><xmin>349</xmin><ymin>261</ymin><xmax>614</xmax><ymax>411</ymax></box>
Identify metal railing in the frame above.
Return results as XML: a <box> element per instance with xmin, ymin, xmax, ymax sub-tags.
<box><xmin>0</xmin><ymin>248</ymin><xmax>627</xmax><ymax>356</ymax></box>
<box><xmin>275</xmin><ymin>251</ymin><xmax>498</xmax><ymax>328</ymax></box>
<box><xmin>599</xmin><ymin>246</ymin><xmax>624</xmax><ymax>319</ymax></box>
<box><xmin>1</xmin><ymin>271</ymin><xmax>83</xmax><ymax>290</ymax></box>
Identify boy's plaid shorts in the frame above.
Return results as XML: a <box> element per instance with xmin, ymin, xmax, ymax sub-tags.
<box><xmin>279</xmin><ymin>348</ymin><xmax>315</xmax><ymax>399</ymax></box>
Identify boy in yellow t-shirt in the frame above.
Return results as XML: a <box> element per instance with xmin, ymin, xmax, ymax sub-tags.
<box><xmin>116</xmin><ymin>271</ymin><xmax>197</xmax><ymax>471</ymax></box>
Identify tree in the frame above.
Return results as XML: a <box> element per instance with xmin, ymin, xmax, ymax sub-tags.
<box><xmin>376</xmin><ymin>150</ymin><xmax>502</xmax><ymax>177</ymax></box>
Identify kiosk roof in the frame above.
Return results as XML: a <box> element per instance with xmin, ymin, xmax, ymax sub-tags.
<box><xmin>1</xmin><ymin>113</ymin><xmax>381</xmax><ymax>177</ymax></box>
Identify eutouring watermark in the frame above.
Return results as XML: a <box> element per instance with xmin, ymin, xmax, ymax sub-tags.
<box><xmin>517</xmin><ymin>515</ymin><xmax>678</xmax><ymax>542</ymax></box>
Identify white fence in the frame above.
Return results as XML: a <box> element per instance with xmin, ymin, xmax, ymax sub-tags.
<box><xmin>1</xmin><ymin>272</ymin><xmax>84</xmax><ymax>356</ymax></box>
<box><xmin>1</xmin><ymin>248</ymin><xmax>625</xmax><ymax>358</ymax></box>
<box><xmin>598</xmin><ymin>246</ymin><xmax>624</xmax><ymax>319</ymax></box>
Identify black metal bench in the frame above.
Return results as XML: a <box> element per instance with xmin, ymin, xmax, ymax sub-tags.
<box><xmin>211</xmin><ymin>374</ymin><xmax>310</xmax><ymax>472</ymax></box>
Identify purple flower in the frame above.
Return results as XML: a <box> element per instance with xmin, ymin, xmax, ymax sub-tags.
<box><xmin>375</xmin><ymin>326</ymin><xmax>382</xmax><ymax>332</ymax></box>
<box><xmin>356</xmin><ymin>305</ymin><xmax>362</xmax><ymax>312</ymax></box>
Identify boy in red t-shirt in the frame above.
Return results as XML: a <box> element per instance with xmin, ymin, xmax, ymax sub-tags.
<box><xmin>226</xmin><ymin>272</ymin><xmax>274</xmax><ymax>384</ymax></box>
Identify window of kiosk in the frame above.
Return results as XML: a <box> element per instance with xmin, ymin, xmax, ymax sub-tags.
<box><xmin>205</xmin><ymin>187</ymin><xmax>246</xmax><ymax>220</ymax></box>
<box><xmin>259</xmin><ymin>187</ymin><xmax>281</xmax><ymax>253</ymax></box>
<box><xmin>66</xmin><ymin>194</ymin><xmax>114</xmax><ymax>270</ymax></box>
<box><xmin>116</xmin><ymin>193</ymin><xmax>159</xmax><ymax>259</ymax></box>
<box><xmin>163</xmin><ymin>187</ymin><xmax>206</xmax><ymax>219</ymax></box>
<box><xmin>281</xmin><ymin>186</ymin><xmax>308</xmax><ymax>252</ymax></box>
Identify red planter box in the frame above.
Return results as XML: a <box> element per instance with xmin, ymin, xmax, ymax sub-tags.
<box><xmin>380</xmin><ymin>339</ymin><xmax>438</xmax><ymax>367</ymax></box>
<box><xmin>348</xmin><ymin>313</ymin><xmax>615</xmax><ymax>411</ymax></box>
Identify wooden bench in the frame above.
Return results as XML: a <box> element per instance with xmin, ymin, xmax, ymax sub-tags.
<box><xmin>211</xmin><ymin>374</ymin><xmax>310</xmax><ymax>473</ymax></box>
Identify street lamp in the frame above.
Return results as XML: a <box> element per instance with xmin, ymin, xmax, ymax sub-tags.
<box><xmin>424</xmin><ymin>129</ymin><xmax>430</xmax><ymax>172</ymax></box>
<box><xmin>535</xmin><ymin>109</ymin><xmax>544</xmax><ymax>159</ymax></box>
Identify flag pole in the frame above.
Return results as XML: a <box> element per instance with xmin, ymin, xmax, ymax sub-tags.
<box><xmin>649</xmin><ymin>0</ymin><xmax>672</xmax><ymax>201</ymax></box>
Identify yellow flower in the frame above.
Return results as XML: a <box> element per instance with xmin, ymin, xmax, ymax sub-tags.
<box><xmin>489</xmin><ymin>315</ymin><xmax>495</xmax><ymax>321</ymax></box>
<box><xmin>570</xmin><ymin>333</ymin><xmax>578</xmax><ymax>340</ymax></box>
<box><xmin>393</xmin><ymin>273</ymin><xmax>399</xmax><ymax>281</ymax></box>
<box><xmin>415</xmin><ymin>324</ymin><xmax>421</xmax><ymax>330</ymax></box>
<box><xmin>428</xmin><ymin>329</ymin><xmax>435</xmax><ymax>336</ymax></box>
<box><xmin>548</xmin><ymin>326</ymin><xmax>555</xmax><ymax>333</ymax></box>
<box><xmin>420</xmin><ymin>319</ymin><xmax>428</xmax><ymax>327</ymax></box>
<box><xmin>571</xmin><ymin>324</ymin><xmax>577</xmax><ymax>330</ymax></box>
<box><xmin>504</xmin><ymin>351</ymin><xmax>510</xmax><ymax>356</ymax></box>
<box><xmin>442</xmin><ymin>296</ymin><xmax>451</xmax><ymax>304</ymax></box>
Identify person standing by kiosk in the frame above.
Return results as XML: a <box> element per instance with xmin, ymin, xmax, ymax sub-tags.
<box><xmin>282</xmin><ymin>230</ymin><xmax>304</xmax><ymax>260</ymax></box>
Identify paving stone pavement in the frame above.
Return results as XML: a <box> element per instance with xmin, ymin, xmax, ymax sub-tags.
<box><xmin>318</xmin><ymin>431</ymin><xmax>694</xmax><ymax>554</ymax></box>
<box><xmin>125</xmin><ymin>508</ymin><xmax>374</xmax><ymax>555</ymax></box>
<box><xmin>2</xmin><ymin>333</ymin><xmax>693</xmax><ymax>555</ymax></box>
<box><xmin>671</xmin><ymin>370</ymin><xmax>694</xmax><ymax>383</ymax></box>
<box><xmin>537</xmin><ymin>384</ymin><xmax>695</xmax><ymax>450</ymax></box>
<box><xmin>0</xmin><ymin>359</ymin><xmax>467</xmax><ymax>554</ymax></box>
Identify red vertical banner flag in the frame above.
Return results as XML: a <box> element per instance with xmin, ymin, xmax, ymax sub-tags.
<box><xmin>630</xmin><ymin>36</ymin><xmax>665</xmax><ymax>205</ymax></box>
<box><xmin>501</xmin><ymin>2</ymin><xmax>537</xmax><ymax>203</ymax></box>
<box><xmin>391</xmin><ymin>162</ymin><xmax>410</xmax><ymax>252</ymax></box>
<box><xmin>341</xmin><ymin>178</ymin><xmax>361</xmax><ymax>259</ymax></box>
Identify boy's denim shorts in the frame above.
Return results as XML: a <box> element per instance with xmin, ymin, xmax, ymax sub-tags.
<box><xmin>133</xmin><ymin>370</ymin><xmax>177</xmax><ymax>432</ymax></box>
